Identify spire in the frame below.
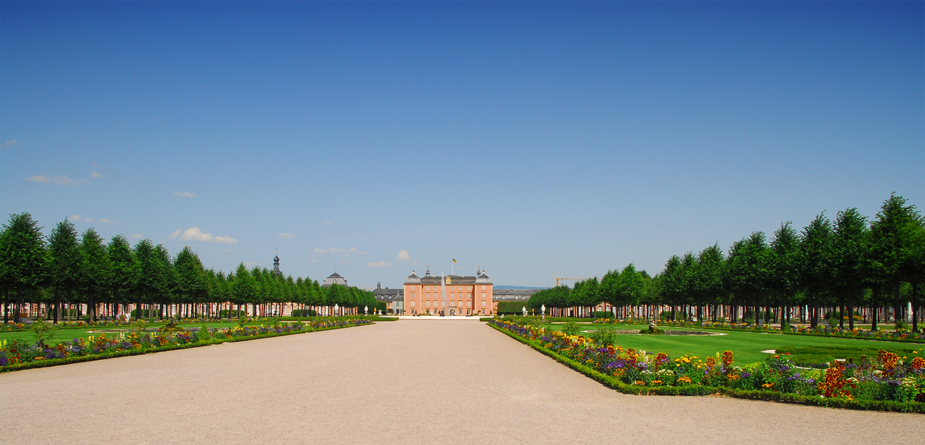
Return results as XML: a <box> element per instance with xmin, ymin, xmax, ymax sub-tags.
<box><xmin>272</xmin><ymin>251</ymin><xmax>282</xmax><ymax>277</ymax></box>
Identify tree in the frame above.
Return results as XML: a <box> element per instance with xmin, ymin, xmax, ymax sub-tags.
<box><xmin>800</xmin><ymin>213</ymin><xmax>834</xmax><ymax>328</ymax></box>
<box><xmin>108</xmin><ymin>235</ymin><xmax>136</xmax><ymax>320</ymax></box>
<box><xmin>659</xmin><ymin>255</ymin><xmax>684</xmax><ymax>320</ymax></box>
<box><xmin>614</xmin><ymin>264</ymin><xmax>644</xmax><ymax>318</ymax></box>
<box><xmin>79</xmin><ymin>228</ymin><xmax>110</xmax><ymax>322</ymax></box>
<box><xmin>175</xmin><ymin>246</ymin><xmax>206</xmax><ymax>317</ymax></box>
<box><xmin>0</xmin><ymin>213</ymin><xmax>47</xmax><ymax>322</ymax></box>
<box><xmin>868</xmin><ymin>194</ymin><xmax>921</xmax><ymax>326</ymax></box>
<box><xmin>770</xmin><ymin>222</ymin><xmax>801</xmax><ymax>330</ymax></box>
<box><xmin>133</xmin><ymin>240</ymin><xmax>167</xmax><ymax>319</ymax></box>
<box><xmin>232</xmin><ymin>263</ymin><xmax>256</xmax><ymax>316</ymax></box>
<box><xmin>47</xmin><ymin>219</ymin><xmax>82</xmax><ymax>323</ymax></box>
<box><xmin>832</xmin><ymin>209</ymin><xmax>868</xmax><ymax>330</ymax></box>
<box><xmin>726</xmin><ymin>232</ymin><xmax>771</xmax><ymax>325</ymax></box>
<box><xmin>695</xmin><ymin>244</ymin><xmax>725</xmax><ymax>322</ymax></box>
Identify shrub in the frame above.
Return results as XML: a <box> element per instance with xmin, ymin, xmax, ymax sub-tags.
<box><xmin>196</xmin><ymin>325</ymin><xmax>212</xmax><ymax>342</ymax></box>
<box><xmin>290</xmin><ymin>309</ymin><xmax>317</xmax><ymax>317</ymax></box>
<box><xmin>589</xmin><ymin>327</ymin><xmax>617</xmax><ymax>346</ymax></box>
<box><xmin>593</xmin><ymin>311</ymin><xmax>614</xmax><ymax>319</ymax></box>
<box><xmin>130</xmin><ymin>309</ymin><xmax>162</xmax><ymax>319</ymax></box>
<box><xmin>219</xmin><ymin>309</ymin><xmax>246</xmax><ymax>318</ymax></box>
<box><xmin>659</xmin><ymin>311</ymin><xmax>689</xmax><ymax>321</ymax></box>
<box><xmin>27</xmin><ymin>318</ymin><xmax>55</xmax><ymax>345</ymax></box>
<box><xmin>561</xmin><ymin>321</ymin><xmax>582</xmax><ymax>336</ymax></box>
<box><xmin>497</xmin><ymin>301</ymin><xmax>532</xmax><ymax>315</ymax></box>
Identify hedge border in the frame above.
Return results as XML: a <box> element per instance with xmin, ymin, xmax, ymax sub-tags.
<box><xmin>0</xmin><ymin>322</ymin><xmax>372</xmax><ymax>373</ymax></box>
<box><xmin>487</xmin><ymin>322</ymin><xmax>925</xmax><ymax>413</ymax></box>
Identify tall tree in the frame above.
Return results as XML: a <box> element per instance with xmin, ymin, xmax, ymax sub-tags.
<box><xmin>0</xmin><ymin>213</ymin><xmax>47</xmax><ymax>322</ymax></box>
<box><xmin>175</xmin><ymin>246</ymin><xmax>206</xmax><ymax>317</ymax></box>
<box><xmin>47</xmin><ymin>219</ymin><xmax>82</xmax><ymax>324</ymax></box>
<box><xmin>154</xmin><ymin>244</ymin><xmax>177</xmax><ymax>318</ymax></box>
<box><xmin>695</xmin><ymin>244</ymin><xmax>725</xmax><ymax>322</ymax></box>
<box><xmin>832</xmin><ymin>209</ymin><xmax>868</xmax><ymax>330</ymax></box>
<box><xmin>800</xmin><ymin>213</ymin><xmax>834</xmax><ymax>328</ymax></box>
<box><xmin>770</xmin><ymin>222</ymin><xmax>801</xmax><ymax>330</ymax></box>
<box><xmin>868</xmin><ymin>194</ymin><xmax>921</xmax><ymax>325</ymax></box>
<box><xmin>614</xmin><ymin>264</ymin><xmax>644</xmax><ymax>318</ymax></box>
<box><xmin>79</xmin><ymin>228</ymin><xmax>110</xmax><ymax>322</ymax></box>
<box><xmin>232</xmin><ymin>263</ymin><xmax>256</xmax><ymax>316</ymax></box>
<box><xmin>108</xmin><ymin>235</ymin><xmax>135</xmax><ymax>320</ymax></box>
<box><xmin>133</xmin><ymin>240</ymin><xmax>165</xmax><ymax>319</ymax></box>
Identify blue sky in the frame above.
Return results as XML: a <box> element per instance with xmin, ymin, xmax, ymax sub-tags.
<box><xmin>2</xmin><ymin>1</ymin><xmax>922</xmax><ymax>289</ymax></box>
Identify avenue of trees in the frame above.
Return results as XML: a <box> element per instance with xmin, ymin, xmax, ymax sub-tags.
<box><xmin>529</xmin><ymin>194</ymin><xmax>925</xmax><ymax>332</ymax></box>
<box><xmin>0</xmin><ymin>214</ymin><xmax>378</xmax><ymax>323</ymax></box>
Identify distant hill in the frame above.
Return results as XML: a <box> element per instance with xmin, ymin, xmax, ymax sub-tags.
<box><xmin>494</xmin><ymin>285</ymin><xmax>548</xmax><ymax>290</ymax></box>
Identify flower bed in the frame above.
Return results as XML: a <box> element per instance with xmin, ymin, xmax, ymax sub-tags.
<box><xmin>490</xmin><ymin>319</ymin><xmax>925</xmax><ymax>412</ymax></box>
<box><xmin>0</xmin><ymin>318</ymin><xmax>372</xmax><ymax>372</ymax></box>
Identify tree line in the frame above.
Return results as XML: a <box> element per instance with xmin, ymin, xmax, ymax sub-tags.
<box><xmin>529</xmin><ymin>194</ymin><xmax>925</xmax><ymax>332</ymax></box>
<box><xmin>0</xmin><ymin>214</ymin><xmax>380</xmax><ymax>323</ymax></box>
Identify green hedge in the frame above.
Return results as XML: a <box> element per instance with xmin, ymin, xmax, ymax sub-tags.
<box><xmin>487</xmin><ymin>323</ymin><xmax>925</xmax><ymax>413</ymax></box>
<box><xmin>290</xmin><ymin>309</ymin><xmax>318</xmax><ymax>317</ymax></box>
<box><xmin>130</xmin><ymin>309</ymin><xmax>163</xmax><ymax>319</ymax></box>
<box><xmin>219</xmin><ymin>309</ymin><xmax>247</xmax><ymax>318</ymax></box>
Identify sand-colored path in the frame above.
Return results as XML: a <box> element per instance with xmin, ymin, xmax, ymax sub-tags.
<box><xmin>1</xmin><ymin>320</ymin><xmax>922</xmax><ymax>444</ymax></box>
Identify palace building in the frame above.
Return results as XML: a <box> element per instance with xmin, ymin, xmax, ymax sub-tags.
<box><xmin>403</xmin><ymin>267</ymin><xmax>494</xmax><ymax>316</ymax></box>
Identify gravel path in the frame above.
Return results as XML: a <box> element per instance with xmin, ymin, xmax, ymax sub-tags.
<box><xmin>1</xmin><ymin>320</ymin><xmax>922</xmax><ymax>444</ymax></box>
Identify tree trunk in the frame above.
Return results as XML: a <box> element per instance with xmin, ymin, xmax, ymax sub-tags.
<box><xmin>847</xmin><ymin>286</ymin><xmax>855</xmax><ymax>331</ymax></box>
<box><xmin>14</xmin><ymin>287</ymin><xmax>23</xmax><ymax>323</ymax></box>
<box><xmin>912</xmin><ymin>282</ymin><xmax>919</xmax><ymax>333</ymax></box>
<box><xmin>871</xmin><ymin>306</ymin><xmax>878</xmax><ymax>331</ymax></box>
<box><xmin>893</xmin><ymin>282</ymin><xmax>902</xmax><ymax>325</ymax></box>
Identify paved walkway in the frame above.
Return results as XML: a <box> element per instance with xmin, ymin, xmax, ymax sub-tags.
<box><xmin>1</xmin><ymin>320</ymin><xmax>922</xmax><ymax>444</ymax></box>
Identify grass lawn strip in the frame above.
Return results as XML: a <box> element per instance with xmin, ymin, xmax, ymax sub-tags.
<box><xmin>541</xmin><ymin>322</ymin><xmax>924</xmax><ymax>366</ymax></box>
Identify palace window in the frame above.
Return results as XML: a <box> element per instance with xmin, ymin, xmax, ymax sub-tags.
<box><xmin>481</xmin><ymin>301</ymin><xmax>486</xmax><ymax>307</ymax></box>
<box><xmin>467</xmin><ymin>301</ymin><xmax>471</xmax><ymax>307</ymax></box>
<box><xmin>411</xmin><ymin>301</ymin><xmax>415</xmax><ymax>307</ymax></box>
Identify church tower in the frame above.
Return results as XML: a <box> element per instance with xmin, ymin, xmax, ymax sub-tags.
<box><xmin>272</xmin><ymin>249</ymin><xmax>282</xmax><ymax>277</ymax></box>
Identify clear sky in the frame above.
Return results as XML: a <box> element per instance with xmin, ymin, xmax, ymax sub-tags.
<box><xmin>2</xmin><ymin>1</ymin><xmax>922</xmax><ymax>290</ymax></box>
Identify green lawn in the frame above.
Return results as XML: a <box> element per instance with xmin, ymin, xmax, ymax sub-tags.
<box><xmin>541</xmin><ymin>323</ymin><xmax>924</xmax><ymax>366</ymax></box>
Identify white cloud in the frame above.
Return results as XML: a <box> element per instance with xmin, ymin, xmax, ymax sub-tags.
<box><xmin>173</xmin><ymin>192</ymin><xmax>196</xmax><ymax>198</ymax></box>
<box><xmin>27</xmin><ymin>175</ymin><xmax>87</xmax><ymax>185</ymax></box>
<box><xmin>97</xmin><ymin>218</ymin><xmax>114</xmax><ymax>223</ymax></box>
<box><xmin>91</xmin><ymin>171</ymin><xmax>103</xmax><ymax>178</ymax></box>
<box><xmin>168</xmin><ymin>229</ymin><xmax>181</xmax><ymax>239</ymax></box>
<box><xmin>312</xmin><ymin>247</ymin><xmax>365</xmax><ymax>256</ymax></box>
<box><xmin>130</xmin><ymin>234</ymin><xmax>142</xmax><ymax>239</ymax></box>
<box><xmin>70</xmin><ymin>215</ymin><xmax>97</xmax><ymax>222</ymax></box>
<box><xmin>180</xmin><ymin>227</ymin><xmax>212</xmax><ymax>242</ymax></box>
<box><xmin>278</xmin><ymin>233</ymin><xmax>296</xmax><ymax>240</ymax></box>
<box><xmin>396</xmin><ymin>250</ymin><xmax>411</xmax><ymax>261</ymax></box>
<box><xmin>52</xmin><ymin>176</ymin><xmax>87</xmax><ymax>185</ymax></box>
<box><xmin>213</xmin><ymin>235</ymin><xmax>238</xmax><ymax>244</ymax></box>
<box><xmin>324</xmin><ymin>220</ymin><xmax>332</xmax><ymax>225</ymax></box>
<box><xmin>3</xmin><ymin>139</ymin><xmax>17</xmax><ymax>148</ymax></box>
<box><xmin>173</xmin><ymin>227</ymin><xmax>238</xmax><ymax>244</ymax></box>
<box><xmin>367</xmin><ymin>261</ymin><xmax>391</xmax><ymax>268</ymax></box>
